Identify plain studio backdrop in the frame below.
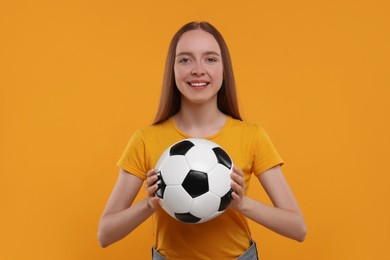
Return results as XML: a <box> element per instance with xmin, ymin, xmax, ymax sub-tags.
<box><xmin>1</xmin><ymin>0</ymin><xmax>389</xmax><ymax>259</ymax></box>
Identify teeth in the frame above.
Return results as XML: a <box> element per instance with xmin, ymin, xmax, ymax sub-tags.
<box><xmin>191</xmin><ymin>82</ymin><xmax>207</xmax><ymax>87</ymax></box>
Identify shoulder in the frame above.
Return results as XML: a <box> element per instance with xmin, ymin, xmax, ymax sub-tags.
<box><xmin>127</xmin><ymin>118</ymin><xmax>180</xmax><ymax>154</ymax></box>
<box><xmin>133</xmin><ymin>118</ymin><xmax>172</xmax><ymax>138</ymax></box>
<box><xmin>228</xmin><ymin>117</ymin><xmax>268</xmax><ymax>136</ymax></box>
<box><xmin>225</xmin><ymin>118</ymin><xmax>275</xmax><ymax>149</ymax></box>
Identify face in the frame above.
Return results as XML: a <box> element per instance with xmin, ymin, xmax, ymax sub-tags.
<box><xmin>174</xmin><ymin>29</ymin><xmax>223</xmax><ymax>106</ymax></box>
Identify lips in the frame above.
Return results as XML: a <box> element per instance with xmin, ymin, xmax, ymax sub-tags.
<box><xmin>188</xmin><ymin>81</ymin><xmax>210</xmax><ymax>88</ymax></box>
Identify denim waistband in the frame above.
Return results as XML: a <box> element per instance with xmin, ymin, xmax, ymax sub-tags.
<box><xmin>152</xmin><ymin>240</ymin><xmax>258</xmax><ymax>260</ymax></box>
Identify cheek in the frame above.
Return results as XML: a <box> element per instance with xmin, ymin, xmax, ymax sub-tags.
<box><xmin>214</xmin><ymin>67</ymin><xmax>224</xmax><ymax>85</ymax></box>
<box><xmin>174</xmin><ymin>66</ymin><xmax>188</xmax><ymax>83</ymax></box>
<box><xmin>173</xmin><ymin>67</ymin><xmax>181</xmax><ymax>87</ymax></box>
<box><xmin>174</xmin><ymin>70</ymin><xmax>191</xmax><ymax>93</ymax></box>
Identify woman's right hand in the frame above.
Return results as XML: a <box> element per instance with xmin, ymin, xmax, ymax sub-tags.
<box><xmin>145</xmin><ymin>169</ymin><xmax>161</xmax><ymax>211</ymax></box>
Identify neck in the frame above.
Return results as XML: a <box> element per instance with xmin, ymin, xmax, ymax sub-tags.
<box><xmin>174</xmin><ymin>100</ymin><xmax>227</xmax><ymax>138</ymax></box>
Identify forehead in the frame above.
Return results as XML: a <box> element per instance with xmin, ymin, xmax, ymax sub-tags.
<box><xmin>176</xmin><ymin>30</ymin><xmax>221</xmax><ymax>54</ymax></box>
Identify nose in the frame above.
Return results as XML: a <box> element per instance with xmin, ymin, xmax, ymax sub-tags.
<box><xmin>191</xmin><ymin>61</ymin><xmax>205</xmax><ymax>76</ymax></box>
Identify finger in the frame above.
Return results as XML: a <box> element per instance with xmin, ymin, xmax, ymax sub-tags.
<box><xmin>233</xmin><ymin>166</ymin><xmax>244</xmax><ymax>177</ymax></box>
<box><xmin>145</xmin><ymin>170</ymin><xmax>158</xmax><ymax>186</ymax></box>
<box><xmin>231</xmin><ymin>181</ymin><xmax>244</xmax><ymax>196</ymax></box>
<box><xmin>230</xmin><ymin>172</ymin><xmax>245</xmax><ymax>187</ymax></box>
<box><xmin>150</xmin><ymin>196</ymin><xmax>161</xmax><ymax>208</ymax></box>
<box><xmin>147</xmin><ymin>182</ymin><xmax>159</xmax><ymax>196</ymax></box>
<box><xmin>230</xmin><ymin>190</ymin><xmax>240</xmax><ymax>200</ymax></box>
<box><xmin>146</xmin><ymin>175</ymin><xmax>158</xmax><ymax>187</ymax></box>
<box><xmin>146</xmin><ymin>169</ymin><xmax>157</xmax><ymax>177</ymax></box>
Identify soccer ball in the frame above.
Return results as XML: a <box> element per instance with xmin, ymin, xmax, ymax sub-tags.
<box><xmin>155</xmin><ymin>138</ymin><xmax>234</xmax><ymax>224</ymax></box>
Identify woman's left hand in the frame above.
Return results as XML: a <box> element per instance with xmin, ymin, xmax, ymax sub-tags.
<box><xmin>230</xmin><ymin>166</ymin><xmax>246</xmax><ymax>211</ymax></box>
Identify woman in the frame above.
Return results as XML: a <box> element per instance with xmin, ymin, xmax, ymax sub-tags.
<box><xmin>98</xmin><ymin>21</ymin><xmax>306</xmax><ymax>259</ymax></box>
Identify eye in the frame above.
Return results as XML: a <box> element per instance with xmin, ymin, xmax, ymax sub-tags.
<box><xmin>178</xmin><ymin>57</ymin><xmax>191</xmax><ymax>63</ymax></box>
<box><xmin>205</xmin><ymin>57</ymin><xmax>218</xmax><ymax>63</ymax></box>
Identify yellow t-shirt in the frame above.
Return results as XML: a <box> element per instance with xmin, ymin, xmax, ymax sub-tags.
<box><xmin>117</xmin><ymin>116</ymin><xmax>283</xmax><ymax>259</ymax></box>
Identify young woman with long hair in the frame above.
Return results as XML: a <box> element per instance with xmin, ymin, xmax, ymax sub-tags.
<box><xmin>98</xmin><ymin>21</ymin><xmax>306</xmax><ymax>260</ymax></box>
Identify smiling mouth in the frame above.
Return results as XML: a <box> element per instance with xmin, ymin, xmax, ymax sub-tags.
<box><xmin>188</xmin><ymin>82</ymin><xmax>209</xmax><ymax>87</ymax></box>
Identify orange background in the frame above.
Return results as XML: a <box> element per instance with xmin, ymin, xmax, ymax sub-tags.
<box><xmin>1</xmin><ymin>0</ymin><xmax>389</xmax><ymax>259</ymax></box>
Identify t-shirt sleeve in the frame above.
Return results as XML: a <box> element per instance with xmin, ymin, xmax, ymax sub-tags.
<box><xmin>252</xmin><ymin>126</ymin><xmax>284</xmax><ymax>176</ymax></box>
<box><xmin>116</xmin><ymin>129</ymin><xmax>148</xmax><ymax>180</ymax></box>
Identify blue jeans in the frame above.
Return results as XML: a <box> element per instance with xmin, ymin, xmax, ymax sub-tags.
<box><xmin>152</xmin><ymin>240</ymin><xmax>258</xmax><ymax>260</ymax></box>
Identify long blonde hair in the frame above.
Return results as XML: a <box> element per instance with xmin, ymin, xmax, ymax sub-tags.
<box><xmin>153</xmin><ymin>22</ymin><xmax>242</xmax><ymax>125</ymax></box>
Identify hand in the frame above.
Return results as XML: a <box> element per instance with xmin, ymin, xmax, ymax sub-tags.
<box><xmin>230</xmin><ymin>166</ymin><xmax>246</xmax><ymax>211</ymax></box>
<box><xmin>145</xmin><ymin>169</ymin><xmax>161</xmax><ymax>211</ymax></box>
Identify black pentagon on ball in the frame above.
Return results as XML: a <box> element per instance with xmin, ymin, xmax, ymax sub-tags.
<box><xmin>182</xmin><ymin>170</ymin><xmax>209</xmax><ymax>198</ymax></box>
<box><xmin>155</xmin><ymin>171</ymin><xmax>166</xmax><ymax>199</ymax></box>
<box><xmin>170</xmin><ymin>140</ymin><xmax>194</xmax><ymax>156</ymax></box>
<box><xmin>218</xmin><ymin>188</ymin><xmax>233</xmax><ymax>211</ymax></box>
<box><xmin>212</xmin><ymin>147</ymin><xmax>232</xmax><ymax>169</ymax></box>
<box><xmin>175</xmin><ymin>212</ymin><xmax>201</xmax><ymax>223</ymax></box>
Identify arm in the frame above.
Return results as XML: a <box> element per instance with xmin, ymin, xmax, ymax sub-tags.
<box><xmin>230</xmin><ymin>165</ymin><xmax>307</xmax><ymax>242</ymax></box>
<box><xmin>98</xmin><ymin>168</ymin><xmax>160</xmax><ymax>247</ymax></box>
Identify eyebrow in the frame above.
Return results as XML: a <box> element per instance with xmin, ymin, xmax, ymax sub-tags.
<box><xmin>176</xmin><ymin>51</ymin><xmax>221</xmax><ymax>57</ymax></box>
